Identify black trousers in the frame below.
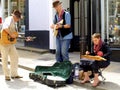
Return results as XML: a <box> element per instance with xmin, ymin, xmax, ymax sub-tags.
<box><xmin>81</xmin><ymin>60</ymin><xmax>110</xmax><ymax>73</ymax></box>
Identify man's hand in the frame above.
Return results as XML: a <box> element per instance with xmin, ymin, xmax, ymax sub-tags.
<box><xmin>50</xmin><ymin>24</ymin><xmax>55</xmax><ymax>29</ymax></box>
<box><xmin>51</xmin><ymin>24</ymin><xmax>62</xmax><ymax>30</ymax></box>
<box><xmin>10</xmin><ymin>33</ymin><xmax>17</xmax><ymax>38</ymax></box>
<box><xmin>56</xmin><ymin>24</ymin><xmax>62</xmax><ymax>29</ymax></box>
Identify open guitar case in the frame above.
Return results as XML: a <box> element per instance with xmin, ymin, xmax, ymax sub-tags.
<box><xmin>29</xmin><ymin>61</ymin><xmax>73</xmax><ymax>87</ymax></box>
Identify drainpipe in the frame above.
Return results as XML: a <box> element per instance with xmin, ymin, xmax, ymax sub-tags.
<box><xmin>1</xmin><ymin>0</ymin><xmax>5</xmax><ymax>21</ymax></box>
<box><xmin>106</xmin><ymin>0</ymin><xmax>109</xmax><ymax>43</ymax></box>
<box><xmin>80</xmin><ymin>0</ymin><xmax>86</xmax><ymax>58</ymax></box>
<box><xmin>8</xmin><ymin>0</ymin><xmax>11</xmax><ymax>16</ymax></box>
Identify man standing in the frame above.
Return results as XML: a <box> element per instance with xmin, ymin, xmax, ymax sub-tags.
<box><xmin>51</xmin><ymin>0</ymin><xmax>73</xmax><ymax>62</ymax></box>
<box><xmin>0</xmin><ymin>10</ymin><xmax>23</xmax><ymax>81</ymax></box>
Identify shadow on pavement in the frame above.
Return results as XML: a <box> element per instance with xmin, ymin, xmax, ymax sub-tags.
<box><xmin>5</xmin><ymin>79</ymin><xmax>36</xmax><ymax>89</ymax></box>
<box><xmin>74</xmin><ymin>80</ymin><xmax>120</xmax><ymax>90</ymax></box>
<box><xmin>98</xmin><ymin>81</ymin><xmax>120</xmax><ymax>90</ymax></box>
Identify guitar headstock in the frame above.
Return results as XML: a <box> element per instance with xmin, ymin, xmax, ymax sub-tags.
<box><xmin>25</xmin><ymin>36</ymin><xmax>36</xmax><ymax>41</ymax></box>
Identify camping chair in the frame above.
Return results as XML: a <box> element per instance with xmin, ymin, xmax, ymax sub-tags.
<box><xmin>89</xmin><ymin>68</ymin><xmax>106</xmax><ymax>84</ymax></box>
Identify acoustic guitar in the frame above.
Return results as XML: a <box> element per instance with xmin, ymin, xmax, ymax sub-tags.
<box><xmin>0</xmin><ymin>30</ymin><xmax>36</xmax><ymax>45</ymax></box>
<box><xmin>0</xmin><ymin>30</ymin><xmax>18</xmax><ymax>45</ymax></box>
<box><xmin>53</xmin><ymin>19</ymin><xmax>63</xmax><ymax>36</ymax></box>
<box><xmin>18</xmin><ymin>35</ymin><xmax>36</xmax><ymax>41</ymax></box>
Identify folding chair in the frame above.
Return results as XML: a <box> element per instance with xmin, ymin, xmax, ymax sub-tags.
<box><xmin>89</xmin><ymin>68</ymin><xmax>106</xmax><ymax>84</ymax></box>
<box><xmin>98</xmin><ymin>68</ymin><xmax>106</xmax><ymax>83</ymax></box>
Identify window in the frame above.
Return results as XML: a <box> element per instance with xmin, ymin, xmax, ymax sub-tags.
<box><xmin>108</xmin><ymin>0</ymin><xmax>120</xmax><ymax>46</ymax></box>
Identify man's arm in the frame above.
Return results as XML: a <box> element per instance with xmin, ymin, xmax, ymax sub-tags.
<box><xmin>3</xmin><ymin>28</ymin><xmax>17</xmax><ymax>38</ymax></box>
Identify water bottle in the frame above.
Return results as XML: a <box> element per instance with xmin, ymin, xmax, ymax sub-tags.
<box><xmin>74</xmin><ymin>64</ymin><xmax>79</xmax><ymax>79</ymax></box>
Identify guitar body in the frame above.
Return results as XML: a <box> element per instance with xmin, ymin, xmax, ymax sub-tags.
<box><xmin>53</xmin><ymin>19</ymin><xmax>63</xmax><ymax>37</ymax></box>
<box><xmin>0</xmin><ymin>30</ymin><xmax>18</xmax><ymax>45</ymax></box>
<box><xmin>53</xmin><ymin>25</ymin><xmax>58</xmax><ymax>36</ymax></box>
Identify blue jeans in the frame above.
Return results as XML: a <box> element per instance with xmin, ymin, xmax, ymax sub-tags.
<box><xmin>56</xmin><ymin>37</ymin><xmax>71</xmax><ymax>62</ymax></box>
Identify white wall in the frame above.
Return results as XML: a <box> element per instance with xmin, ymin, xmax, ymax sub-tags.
<box><xmin>29</xmin><ymin>0</ymin><xmax>70</xmax><ymax>49</ymax></box>
<box><xmin>49</xmin><ymin>0</ymin><xmax>56</xmax><ymax>50</ymax></box>
<box><xmin>29</xmin><ymin>0</ymin><xmax>51</xmax><ymax>31</ymax></box>
<box><xmin>0</xmin><ymin>4</ymin><xmax>2</xmax><ymax>17</ymax></box>
<box><xmin>29</xmin><ymin>0</ymin><xmax>69</xmax><ymax>31</ymax></box>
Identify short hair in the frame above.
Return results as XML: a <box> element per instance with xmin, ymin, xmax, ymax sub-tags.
<box><xmin>12</xmin><ymin>10</ymin><xmax>22</xmax><ymax>19</ymax></box>
<box><xmin>52</xmin><ymin>0</ymin><xmax>62</xmax><ymax>8</ymax></box>
<box><xmin>92</xmin><ymin>33</ymin><xmax>101</xmax><ymax>39</ymax></box>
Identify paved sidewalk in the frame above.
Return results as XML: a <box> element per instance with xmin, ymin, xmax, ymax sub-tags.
<box><xmin>16</xmin><ymin>44</ymin><xmax>120</xmax><ymax>90</ymax></box>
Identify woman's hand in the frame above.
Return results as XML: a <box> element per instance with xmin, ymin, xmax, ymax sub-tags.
<box><xmin>85</xmin><ymin>51</ymin><xmax>90</xmax><ymax>55</ymax></box>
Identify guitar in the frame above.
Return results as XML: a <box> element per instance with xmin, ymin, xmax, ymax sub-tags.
<box><xmin>53</xmin><ymin>19</ymin><xmax>63</xmax><ymax>36</ymax></box>
<box><xmin>0</xmin><ymin>30</ymin><xmax>18</xmax><ymax>45</ymax></box>
<box><xmin>18</xmin><ymin>35</ymin><xmax>36</xmax><ymax>41</ymax></box>
<box><xmin>0</xmin><ymin>30</ymin><xmax>36</xmax><ymax>45</ymax></box>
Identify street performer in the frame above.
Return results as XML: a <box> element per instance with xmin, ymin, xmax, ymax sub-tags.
<box><xmin>51</xmin><ymin>0</ymin><xmax>73</xmax><ymax>62</ymax></box>
<box><xmin>80</xmin><ymin>33</ymin><xmax>111</xmax><ymax>87</ymax></box>
<box><xmin>0</xmin><ymin>10</ymin><xmax>23</xmax><ymax>81</ymax></box>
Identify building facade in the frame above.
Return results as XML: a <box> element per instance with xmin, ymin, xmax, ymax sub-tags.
<box><xmin>0</xmin><ymin>0</ymin><xmax>120</xmax><ymax>61</ymax></box>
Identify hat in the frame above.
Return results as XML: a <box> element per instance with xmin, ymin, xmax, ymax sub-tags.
<box><xmin>53</xmin><ymin>0</ymin><xmax>62</xmax><ymax>8</ymax></box>
<box><xmin>12</xmin><ymin>10</ymin><xmax>22</xmax><ymax>19</ymax></box>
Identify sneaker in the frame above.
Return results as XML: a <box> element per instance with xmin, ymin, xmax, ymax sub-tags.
<box><xmin>5</xmin><ymin>76</ymin><xmax>11</xmax><ymax>81</ymax></box>
<box><xmin>11</xmin><ymin>75</ymin><xmax>23</xmax><ymax>79</ymax></box>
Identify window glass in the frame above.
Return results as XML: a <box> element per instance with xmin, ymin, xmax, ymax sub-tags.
<box><xmin>108</xmin><ymin>0</ymin><xmax>120</xmax><ymax>46</ymax></box>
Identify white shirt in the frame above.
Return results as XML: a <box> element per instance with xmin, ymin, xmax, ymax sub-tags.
<box><xmin>2</xmin><ymin>16</ymin><xmax>17</xmax><ymax>32</ymax></box>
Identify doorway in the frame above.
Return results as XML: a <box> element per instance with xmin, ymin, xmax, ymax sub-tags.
<box><xmin>70</xmin><ymin>0</ymin><xmax>91</xmax><ymax>54</ymax></box>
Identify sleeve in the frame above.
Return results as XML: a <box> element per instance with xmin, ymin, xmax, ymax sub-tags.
<box><xmin>53</xmin><ymin>15</ymin><xmax>56</xmax><ymax>24</ymax></box>
<box><xmin>53</xmin><ymin>14</ymin><xmax>58</xmax><ymax>24</ymax></box>
<box><xmin>2</xmin><ymin>17</ymin><xmax>12</xmax><ymax>29</ymax></box>
<box><xmin>65</xmin><ymin>12</ymin><xmax>71</xmax><ymax>25</ymax></box>
<box><xmin>103</xmin><ymin>44</ymin><xmax>112</xmax><ymax>58</ymax></box>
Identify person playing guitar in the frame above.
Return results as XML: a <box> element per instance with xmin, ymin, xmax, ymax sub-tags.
<box><xmin>0</xmin><ymin>10</ymin><xmax>29</xmax><ymax>81</ymax></box>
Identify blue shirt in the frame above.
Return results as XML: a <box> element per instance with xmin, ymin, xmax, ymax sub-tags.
<box><xmin>54</xmin><ymin>11</ymin><xmax>73</xmax><ymax>40</ymax></box>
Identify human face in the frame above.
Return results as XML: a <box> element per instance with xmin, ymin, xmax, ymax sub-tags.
<box><xmin>54</xmin><ymin>4</ymin><xmax>61</xmax><ymax>12</ymax></box>
<box><xmin>13</xmin><ymin>15</ymin><xmax>20</xmax><ymax>22</ymax></box>
<box><xmin>92</xmin><ymin>38</ymin><xmax>100</xmax><ymax>45</ymax></box>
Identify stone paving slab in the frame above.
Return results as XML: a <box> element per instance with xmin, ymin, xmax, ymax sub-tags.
<box><xmin>14</xmin><ymin>45</ymin><xmax>120</xmax><ymax>90</ymax></box>
<box><xmin>18</xmin><ymin>57</ymin><xmax>120</xmax><ymax>90</ymax></box>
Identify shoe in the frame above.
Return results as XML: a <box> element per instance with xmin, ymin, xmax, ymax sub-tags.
<box><xmin>5</xmin><ymin>76</ymin><xmax>11</xmax><ymax>81</ymax></box>
<box><xmin>92</xmin><ymin>81</ymin><xmax>100</xmax><ymax>87</ymax></box>
<box><xmin>80</xmin><ymin>80</ymin><xmax>90</xmax><ymax>84</ymax></box>
<box><xmin>11</xmin><ymin>75</ymin><xmax>23</xmax><ymax>79</ymax></box>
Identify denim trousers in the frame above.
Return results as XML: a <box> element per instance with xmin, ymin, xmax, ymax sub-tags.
<box><xmin>56</xmin><ymin>37</ymin><xmax>71</xmax><ymax>62</ymax></box>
